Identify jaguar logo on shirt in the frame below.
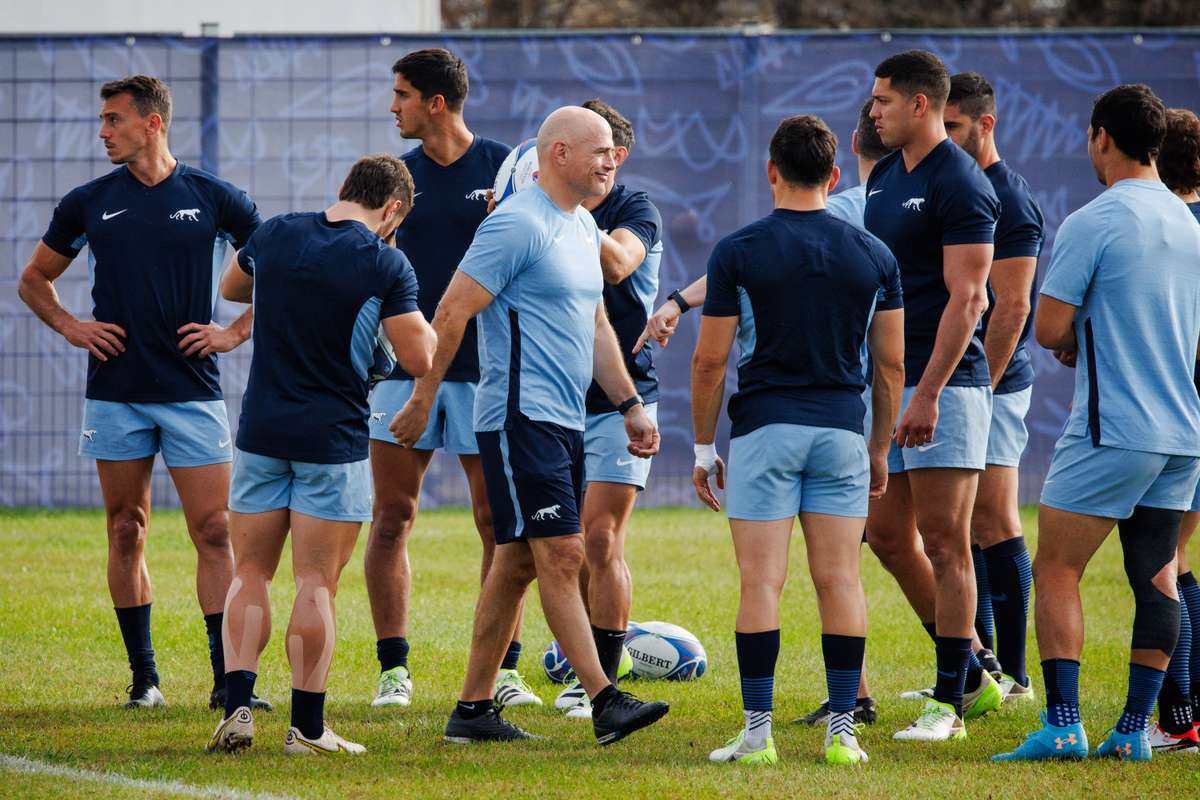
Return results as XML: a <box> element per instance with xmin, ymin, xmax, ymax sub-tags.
<box><xmin>170</xmin><ymin>208</ymin><xmax>201</xmax><ymax>222</ymax></box>
<box><xmin>902</xmin><ymin>197</ymin><xmax>926</xmax><ymax>211</ymax></box>
<box><xmin>465</xmin><ymin>189</ymin><xmax>490</xmax><ymax>201</ymax></box>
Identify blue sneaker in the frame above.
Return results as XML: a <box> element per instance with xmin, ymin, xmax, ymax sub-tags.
<box><xmin>1094</xmin><ymin>728</ymin><xmax>1152</xmax><ymax>761</ymax></box>
<box><xmin>992</xmin><ymin>712</ymin><xmax>1088</xmax><ymax>761</ymax></box>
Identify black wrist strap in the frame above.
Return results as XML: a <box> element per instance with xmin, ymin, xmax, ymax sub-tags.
<box><xmin>617</xmin><ymin>395</ymin><xmax>643</xmax><ymax>415</ymax></box>
<box><xmin>668</xmin><ymin>289</ymin><xmax>691</xmax><ymax>314</ymax></box>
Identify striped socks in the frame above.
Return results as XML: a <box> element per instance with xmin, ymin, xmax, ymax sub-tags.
<box><xmin>972</xmin><ymin>545</ymin><xmax>994</xmax><ymax>652</ymax></box>
<box><xmin>1179</xmin><ymin>572</ymin><xmax>1200</xmax><ymax>710</ymax></box>
<box><xmin>983</xmin><ymin>536</ymin><xmax>1033</xmax><ymax>686</ymax></box>
<box><xmin>736</xmin><ymin>629</ymin><xmax>779</xmax><ymax>746</ymax></box>
<box><xmin>1043</xmin><ymin>658</ymin><xmax>1081</xmax><ymax>727</ymax></box>
<box><xmin>1158</xmin><ymin>585</ymin><xmax>1193</xmax><ymax>734</ymax></box>
<box><xmin>823</xmin><ymin>633</ymin><xmax>865</xmax><ymax>739</ymax></box>
<box><xmin>1117</xmin><ymin>663</ymin><xmax>1165</xmax><ymax>735</ymax></box>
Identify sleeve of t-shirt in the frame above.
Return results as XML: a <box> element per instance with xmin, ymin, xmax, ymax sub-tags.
<box><xmin>937</xmin><ymin>164</ymin><xmax>999</xmax><ymax>246</ymax></box>
<box><xmin>612</xmin><ymin>193</ymin><xmax>663</xmax><ymax>253</ymax></box>
<box><xmin>870</xmin><ymin>237</ymin><xmax>904</xmax><ymax>311</ymax></box>
<box><xmin>993</xmin><ymin>187</ymin><xmax>1044</xmax><ymax>261</ymax></box>
<box><xmin>41</xmin><ymin>187</ymin><xmax>88</xmax><ymax>258</ymax></box>
<box><xmin>458</xmin><ymin>207</ymin><xmax>540</xmax><ymax>297</ymax></box>
<box><xmin>1040</xmin><ymin>208</ymin><xmax>1105</xmax><ymax>307</ymax></box>
<box><xmin>235</xmin><ymin>225</ymin><xmax>262</xmax><ymax>275</ymax></box>
<box><xmin>378</xmin><ymin>247</ymin><xmax>420</xmax><ymax>318</ymax></box>
<box><xmin>702</xmin><ymin>239</ymin><xmax>741</xmax><ymax>317</ymax></box>
<box><xmin>216</xmin><ymin>181</ymin><xmax>261</xmax><ymax>249</ymax></box>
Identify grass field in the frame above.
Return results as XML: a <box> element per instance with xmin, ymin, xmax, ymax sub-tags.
<box><xmin>2</xmin><ymin>506</ymin><xmax>1197</xmax><ymax>799</ymax></box>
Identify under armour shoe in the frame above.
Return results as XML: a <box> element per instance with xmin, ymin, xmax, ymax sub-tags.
<box><xmin>124</xmin><ymin>680</ymin><xmax>166</xmax><ymax>709</ymax></box>
<box><xmin>999</xmin><ymin>674</ymin><xmax>1036</xmax><ymax>703</ymax></box>
<box><xmin>1095</xmin><ymin>728</ymin><xmax>1152</xmax><ymax>761</ymax></box>
<box><xmin>792</xmin><ymin>696</ymin><xmax>878</xmax><ymax>726</ymax></box>
<box><xmin>963</xmin><ymin>670</ymin><xmax>1004</xmax><ymax>721</ymax></box>
<box><xmin>209</xmin><ymin>686</ymin><xmax>273</xmax><ymax>712</ymax></box>
<box><xmin>444</xmin><ymin>706</ymin><xmax>541</xmax><ymax>744</ymax></box>
<box><xmin>977</xmin><ymin>648</ymin><xmax>1003</xmax><ymax>682</ymax></box>
<box><xmin>283</xmin><ymin>726</ymin><xmax>365</xmax><ymax>755</ymax></box>
<box><xmin>893</xmin><ymin>700</ymin><xmax>966</xmax><ymax>741</ymax></box>
<box><xmin>206</xmin><ymin>706</ymin><xmax>253</xmax><ymax>753</ymax></box>
<box><xmin>708</xmin><ymin>730</ymin><xmax>778</xmax><ymax>765</ymax></box>
<box><xmin>825</xmin><ymin>729</ymin><xmax>869</xmax><ymax>765</ymax></box>
<box><xmin>992</xmin><ymin>711</ymin><xmax>1088</xmax><ymax>761</ymax></box>
<box><xmin>371</xmin><ymin>665</ymin><xmax>413</xmax><ymax>708</ymax></box>
<box><xmin>592</xmin><ymin>690</ymin><xmax>669</xmax><ymax>746</ymax></box>
<box><xmin>554</xmin><ymin>679</ymin><xmax>588</xmax><ymax>711</ymax></box>
<box><xmin>1147</xmin><ymin>722</ymin><xmax>1200</xmax><ymax>753</ymax></box>
<box><xmin>494</xmin><ymin>668</ymin><xmax>542</xmax><ymax>708</ymax></box>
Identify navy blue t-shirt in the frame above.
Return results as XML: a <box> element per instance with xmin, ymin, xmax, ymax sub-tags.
<box><xmin>981</xmin><ymin>161</ymin><xmax>1044</xmax><ymax>394</ymax></box>
<box><xmin>585</xmin><ymin>184</ymin><xmax>663</xmax><ymax>414</ymax></box>
<box><xmin>865</xmin><ymin>139</ymin><xmax>1000</xmax><ymax>387</ymax></box>
<box><xmin>42</xmin><ymin>163</ymin><xmax>260</xmax><ymax>402</ymax></box>
<box><xmin>236</xmin><ymin>213</ymin><xmax>419</xmax><ymax>463</ymax></box>
<box><xmin>703</xmin><ymin>209</ymin><xmax>903</xmax><ymax>438</ymax></box>
<box><xmin>388</xmin><ymin>135</ymin><xmax>510</xmax><ymax>383</ymax></box>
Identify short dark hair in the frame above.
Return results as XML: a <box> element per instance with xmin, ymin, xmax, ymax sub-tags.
<box><xmin>339</xmin><ymin>154</ymin><xmax>414</xmax><ymax>211</ymax></box>
<box><xmin>875</xmin><ymin>50</ymin><xmax>951</xmax><ymax>108</ymax></box>
<box><xmin>392</xmin><ymin>48</ymin><xmax>468</xmax><ymax>112</ymax></box>
<box><xmin>100</xmin><ymin>75</ymin><xmax>172</xmax><ymax>129</ymax></box>
<box><xmin>1090</xmin><ymin>84</ymin><xmax>1166</xmax><ymax>167</ymax></box>
<box><xmin>855</xmin><ymin>99</ymin><xmax>890</xmax><ymax>162</ymax></box>
<box><xmin>769</xmin><ymin>115</ymin><xmax>838</xmax><ymax>187</ymax></box>
<box><xmin>582</xmin><ymin>99</ymin><xmax>635</xmax><ymax>151</ymax></box>
<box><xmin>1158</xmin><ymin>108</ymin><xmax>1200</xmax><ymax>194</ymax></box>
<box><xmin>947</xmin><ymin>72</ymin><xmax>997</xmax><ymax>120</ymax></box>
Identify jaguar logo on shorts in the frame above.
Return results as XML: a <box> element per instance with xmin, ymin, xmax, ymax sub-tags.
<box><xmin>81</xmin><ymin>429</ymin><xmax>97</xmax><ymax>442</ymax></box>
<box><xmin>531</xmin><ymin>504</ymin><xmax>562</xmax><ymax>521</ymax></box>
<box><xmin>370</xmin><ymin>412</ymin><xmax>385</xmax><ymax>423</ymax></box>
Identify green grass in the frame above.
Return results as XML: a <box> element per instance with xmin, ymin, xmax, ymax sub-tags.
<box><xmin>1</xmin><ymin>506</ymin><xmax>1197</xmax><ymax>799</ymax></box>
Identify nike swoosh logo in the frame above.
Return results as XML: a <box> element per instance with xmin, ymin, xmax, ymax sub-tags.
<box><xmin>916</xmin><ymin>441</ymin><xmax>944</xmax><ymax>452</ymax></box>
<box><xmin>102</xmin><ymin>209</ymin><xmax>127</xmax><ymax>220</ymax></box>
<box><xmin>868</xmin><ymin>190</ymin><xmax>884</xmax><ymax>197</ymax></box>
<box><xmin>991</xmin><ymin>593</ymin><xmax>1008</xmax><ymax>603</ymax></box>
<box><xmin>616</xmin><ymin>457</ymin><xmax>638</xmax><ymax>466</ymax></box>
<box><xmin>412</xmin><ymin>192</ymin><xmax>422</xmax><ymax>199</ymax></box>
<box><xmin>218</xmin><ymin>438</ymin><xmax>231</xmax><ymax>448</ymax></box>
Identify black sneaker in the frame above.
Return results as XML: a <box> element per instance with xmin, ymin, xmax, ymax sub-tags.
<box><xmin>791</xmin><ymin>696</ymin><xmax>877</xmax><ymax>726</ymax></box>
<box><xmin>209</xmin><ymin>686</ymin><xmax>274</xmax><ymax>712</ymax></box>
<box><xmin>977</xmin><ymin>648</ymin><xmax>1003</xmax><ymax>681</ymax></box>
<box><xmin>444</xmin><ymin>707</ymin><xmax>541</xmax><ymax>743</ymax></box>
<box><xmin>592</xmin><ymin>690</ymin><xmax>669</xmax><ymax>746</ymax></box>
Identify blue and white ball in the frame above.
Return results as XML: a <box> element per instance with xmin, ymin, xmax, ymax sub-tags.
<box><xmin>624</xmin><ymin>621</ymin><xmax>707</xmax><ymax>681</ymax></box>
<box><xmin>492</xmin><ymin>138</ymin><xmax>539</xmax><ymax>205</ymax></box>
<box><xmin>542</xmin><ymin>638</ymin><xmax>574</xmax><ymax>683</ymax></box>
<box><xmin>368</xmin><ymin>325</ymin><xmax>396</xmax><ymax>387</ymax></box>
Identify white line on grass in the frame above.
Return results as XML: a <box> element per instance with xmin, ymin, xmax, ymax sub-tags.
<box><xmin>0</xmin><ymin>754</ymin><xmax>301</xmax><ymax>800</ymax></box>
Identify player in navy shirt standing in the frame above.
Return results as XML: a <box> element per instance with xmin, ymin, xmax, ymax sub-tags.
<box><xmin>207</xmin><ymin>155</ymin><xmax>436</xmax><ymax>755</ymax></box>
<box><xmin>549</xmin><ymin>99</ymin><xmax>664</xmax><ymax>718</ymax></box>
<box><xmin>863</xmin><ymin>51</ymin><xmax>1004</xmax><ymax>741</ymax></box>
<box><xmin>944</xmin><ymin>73</ymin><xmax>1045</xmax><ymax>703</ymax></box>
<box><xmin>18</xmin><ymin>76</ymin><xmax>263</xmax><ymax>711</ymax></box>
<box><xmin>693</xmin><ymin>115</ymin><xmax>904</xmax><ymax>766</ymax></box>
<box><xmin>365</xmin><ymin>50</ymin><xmax>525</xmax><ymax>710</ymax></box>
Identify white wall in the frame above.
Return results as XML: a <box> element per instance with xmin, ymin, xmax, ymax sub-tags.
<box><xmin>5</xmin><ymin>0</ymin><xmax>441</xmax><ymax>36</ymax></box>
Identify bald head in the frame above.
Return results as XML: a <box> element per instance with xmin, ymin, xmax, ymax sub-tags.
<box><xmin>534</xmin><ymin>105</ymin><xmax>617</xmax><ymax>206</ymax></box>
<box><xmin>537</xmin><ymin>105</ymin><xmax>611</xmax><ymax>157</ymax></box>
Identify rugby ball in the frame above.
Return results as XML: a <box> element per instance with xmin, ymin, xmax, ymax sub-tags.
<box><xmin>492</xmin><ymin>138</ymin><xmax>539</xmax><ymax>205</ymax></box>
<box><xmin>624</xmin><ymin>621</ymin><xmax>708</xmax><ymax>681</ymax></box>
<box><xmin>368</xmin><ymin>324</ymin><xmax>395</xmax><ymax>387</ymax></box>
<box><xmin>541</xmin><ymin>637</ymin><xmax>634</xmax><ymax>684</ymax></box>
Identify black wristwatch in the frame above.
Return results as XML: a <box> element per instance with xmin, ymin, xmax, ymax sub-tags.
<box><xmin>617</xmin><ymin>395</ymin><xmax>644</xmax><ymax>415</ymax></box>
<box><xmin>668</xmin><ymin>289</ymin><xmax>691</xmax><ymax>314</ymax></box>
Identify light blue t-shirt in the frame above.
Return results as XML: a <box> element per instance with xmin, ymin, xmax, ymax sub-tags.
<box><xmin>826</xmin><ymin>184</ymin><xmax>866</xmax><ymax>228</ymax></box>
<box><xmin>460</xmin><ymin>186</ymin><xmax>603</xmax><ymax>432</ymax></box>
<box><xmin>1040</xmin><ymin>179</ymin><xmax>1200</xmax><ymax>456</ymax></box>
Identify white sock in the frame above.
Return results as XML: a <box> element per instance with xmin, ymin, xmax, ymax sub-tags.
<box><xmin>744</xmin><ymin>709</ymin><xmax>771</xmax><ymax>745</ymax></box>
<box><xmin>828</xmin><ymin>711</ymin><xmax>856</xmax><ymax>740</ymax></box>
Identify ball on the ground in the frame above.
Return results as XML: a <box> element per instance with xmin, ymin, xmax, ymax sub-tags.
<box><xmin>492</xmin><ymin>138</ymin><xmax>539</xmax><ymax>205</ymax></box>
<box><xmin>624</xmin><ymin>621</ymin><xmax>707</xmax><ymax>680</ymax></box>
<box><xmin>541</xmin><ymin>637</ymin><xmax>635</xmax><ymax>684</ymax></box>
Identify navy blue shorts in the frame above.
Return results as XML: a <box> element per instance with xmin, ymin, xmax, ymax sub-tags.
<box><xmin>477</xmin><ymin>413</ymin><xmax>584</xmax><ymax>545</ymax></box>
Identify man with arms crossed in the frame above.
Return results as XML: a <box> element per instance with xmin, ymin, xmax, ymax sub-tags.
<box><xmin>693</xmin><ymin>115</ymin><xmax>903</xmax><ymax>766</ymax></box>
<box><xmin>19</xmin><ymin>75</ymin><xmax>265</xmax><ymax>711</ymax></box>
<box><xmin>553</xmin><ymin>98</ymin><xmax>665</xmax><ymax>718</ymax></box>
<box><xmin>943</xmin><ymin>72</ymin><xmax>1044</xmax><ymax>702</ymax></box>
<box><xmin>415</xmin><ymin>106</ymin><xmax>669</xmax><ymax>745</ymax></box>
<box><xmin>994</xmin><ymin>85</ymin><xmax>1200</xmax><ymax>762</ymax></box>
<box><xmin>863</xmin><ymin>50</ymin><xmax>1003</xmax><ymax>741</ymax></box>
<box><xmin>369</xmin><ymin>49</ymin><xmax>529</xmax><ymax>708</ymax></box>
<box><xmin>208</xmin><ymin>154</ymin><xmax>436</xmax><ymax>754</ymax></box>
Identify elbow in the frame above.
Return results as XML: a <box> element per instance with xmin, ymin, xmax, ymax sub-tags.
<box><xmin>404</xmin><ymin>328</ymin><xmax>438</xmax><ymax>378</ymax></box>
<box><xmin>873</xmin><ymin>350</ymin><xmax>904</xmax><ymax>381</ymax></box>
<box><xmin>964</xmin><ymin>288</ymin><xmax>990</xmax><ymax>322</ymax></box>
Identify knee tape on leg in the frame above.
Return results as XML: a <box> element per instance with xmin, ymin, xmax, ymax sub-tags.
<box><xmin>1119</xmin><ymin>506</ymin><xmax>1183</xmax><ymax>654</ymax></box>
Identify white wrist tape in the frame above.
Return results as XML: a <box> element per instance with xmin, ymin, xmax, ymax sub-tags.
<box><xmin>694</xmin><ymin>442</ymin><xmax>718</xmax><ymax>474</ymax></box>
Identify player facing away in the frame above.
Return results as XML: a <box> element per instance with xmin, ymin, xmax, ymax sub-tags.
<box><xmin>994</xmin><ymin>85</ymin><xmax>1200</xmax><ymax>763</ymax></box>
<box><xmin>419</xmin><ymin>106</ymin><xmax>668</xmax><ymax>745</ymax></box>
<box><xmin>551</xmin><ymin>98</ymin><xmax>664</xmax><ymax>719</ymax></box>
<box><xmin>366</xmin><ymin>49</ymin><xmax>528</xmax><ymax>709</ymax></box>
<box><xmin>943</xmin><ymin>72</ymin><xmax>1045</xmax><ymax>702</ymax></box>
<box><xmin>18</xmin><ymin>75</ymin><xmax>267</xmax><ymax>711</ymax></box>
<box><xmin>207</xmin><ymin>155</ymin><xmax>437</xmax><ymax>755</ymax></box>
<box><xmin>693</xmin><ymin>115</ymin><xmax>905</xmax><ymax>767</ymax></box>
<box><xmin>1148</xmin><ymin>106</ymin><xmax>1200</xmax><ymax>753</ymax></box>
<box><xmin>863</xmin><ymin>50</ymin><xmax>1004</xmax><ymax>741</ymax></box>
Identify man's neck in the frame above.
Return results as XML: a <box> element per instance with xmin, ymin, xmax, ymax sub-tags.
<box><xmin>773</xmin><ymin>184</ymin><xmax>826</xmax><ymax>212</ymax></box>
<box><xmin>1176</xmin><ymin>189</ymin><xmax>1200</xmax><ymax>203</ymax></box>
<box><xmin>900</xmin><ymin>122</ymin><xmax>948</xmax><ymax>172</ymax></box>
<box><xmin>125</xmin><ymin>143</ymin><xmax>177</xmax><ymax>187</ymax></box>
<box><xmin>536</xmin><ymin>174</ymin><xmax>583</xmax><ymax>214</ymax></box>
<box><xmin>324</xmin><ymin>200</ymin><xmax>379</xmax><ymax>231</ymax></box>
<box><xmin>419</xmin><ymin>116</ymin><xmax>474</xmax><ymax>167</ymax></box>
<box><xmin>857</xmin><ymin>158</ymin><xmax>877</xmax><ymax>185</ymax></box>
<box><xmin>1104</xmin><ymin>158</ymin><xmax>1160</xmax><ymax>187</ymax></box>
<box><xmin>975</xmin><ymin>136</ymin><xmax>1001</xmax><ymax>171</ymax></box>
<box><xmin>581</xmin><ymin>176</ymin><xmax>616</xmax><ymax>212</ymax></box>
